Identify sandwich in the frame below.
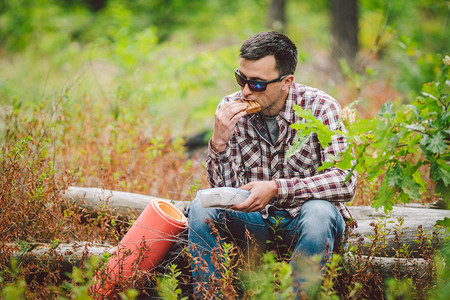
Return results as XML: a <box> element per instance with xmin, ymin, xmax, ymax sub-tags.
<box><xmin>239</xmin><ymin>99</ymin><xmax>261</xmax><ymax>115</ymax></box>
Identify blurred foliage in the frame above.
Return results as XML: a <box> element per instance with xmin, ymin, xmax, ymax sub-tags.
<box><xmin>0</xmin><ymin>0</ymin><xmax>268</xmax><ymax>134</ymax></box>
<box><xmin>0</xmin><ymin>0</ymin><xmax>267</xmax><ymax>51</ymax></box>
<box><xmin>358</xmin><ymin>0</ymin><xmax>448</xmax><ymax>94</ymax></box>
<box><xmin>0</xmin><ymin>0</ymin><xmax>448</xmax><ymax>115</ymax></box>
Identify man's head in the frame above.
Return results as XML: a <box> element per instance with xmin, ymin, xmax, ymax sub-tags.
<box><xmin>239</xmin><ymin>31</ymin><xmax>298</xmax><ymax>76</ymax></box>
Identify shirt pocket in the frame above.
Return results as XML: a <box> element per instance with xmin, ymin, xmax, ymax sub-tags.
<box><xmin>237</xmin><ymin>137</ymin><xmax>261</xmax><ymax>169</ymax></box>
<box><xmin>285</xmin><ymin>141</ymin><xmax>317</xmax><ymax>177</ymax></box>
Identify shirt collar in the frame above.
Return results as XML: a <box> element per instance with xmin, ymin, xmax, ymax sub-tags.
<box><xmin>277</xmin><ymin>83</ymin><xmax>301</xmax><ymax>124</ymax></box>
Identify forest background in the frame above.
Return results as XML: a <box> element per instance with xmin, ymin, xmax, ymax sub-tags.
<box><xmin>0</xmin><ymin>0</ymin><xmax>449</xmax><ymax>299</ymax></box>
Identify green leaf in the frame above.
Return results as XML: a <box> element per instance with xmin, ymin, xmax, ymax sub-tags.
<box><xmin>373</xmin><ymin>181</ymin><xmax>395</xmax><ymax>213</ymax></box>
<box><xmin>405</xmin><ymin>124</ymin><xmax>426</xmax><ymax>132</ymax></box>
<box><xmin>378</xmin><ymin>100</ymin><xmax>394</xmax><ymax>118</ymax></box>
<box><xmin>430</xmin><ymin>162</ymin><xmax>450</xmax><ymax>186</ymax></box>
<box><xmin>317</xmin><ymin>160</ymin><xmax>335</xmax><ymax>172</ymax></box>
<box><xmin>436</xmin><ymin>217</ymin><xmax>450</xmax><ymax>228</ymax></box>
<box><xmin>422</xmin><ymin>82</ymin><xmax>440</xmax><ymax>100</ymax></box>
<box><xmin>435</xmin><ymin>180</ymin><xmax>450</xmax><ymax>202</ymax></box>
<box><xmin>347</xmin><ymin>118</ymin><xmax>376</xmax><ymax>136</ymax></box>
<box><xmin>386</xmin><ymin>168</ymin><xmax>403</xmax><ymax>188</ymax></box>
<box><xmin>421</xmin><ymin>131</ymin><xmax>447</xmax><ymax>154</ymax></box>
<box><xmin>443</xmin><ymin>128</ymin><xmax>450</xmax><ymax>136</ymax></box>
<box><xmin>289</xmin><ymin>105</ymin><xmax>342</xmax><ymax>151</ymax></box>
<box><xmin>399</xmin><ymin>176</ymin><xmax>422</xmax><ymax>200</ymax></box>
<box><xmin>286</xmin><ymin>133</ymin><xmax>310</xmax><ymax>158</ymax></box>
<box><xmin>290</xmin><ymin>123</ymin><xmax>301</xmax><ymax>130</ymax></box>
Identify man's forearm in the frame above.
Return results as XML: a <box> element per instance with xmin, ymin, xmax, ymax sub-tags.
<box><xmin>205</xmin><ymin>140</ymin><xmax>240</xmax><ymax>188</ymax></box>
<box><xmin>273</xmin><ymin>167</ymin><xmax>357</xmax><ymax>206</ymax></box>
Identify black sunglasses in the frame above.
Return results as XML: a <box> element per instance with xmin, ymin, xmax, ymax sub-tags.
<box><xmin>235</xmin><ymin>69</ymin><xmax>288</xmax><ymax>92</ymax></box>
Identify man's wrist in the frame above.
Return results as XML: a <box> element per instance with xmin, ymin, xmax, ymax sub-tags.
<box><xmin>269</xmin><ymin>180</ymin><xmax>279</xmax><ymax>199</ymax></box>
<box><xmin>210</xmin><ymin>139</ymin><xmax>227</xmax><ymax>153</ymax></box>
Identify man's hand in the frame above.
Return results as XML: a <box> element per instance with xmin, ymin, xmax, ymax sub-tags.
<box><xmin>211</xmin><ymin>101</ymin><xmax>247</xmax><ymax>152</ymax></box>
<box><xmin>232</xmin><ymin>180</ymin><xmax>278</xmax><ymax>213</ymax></box>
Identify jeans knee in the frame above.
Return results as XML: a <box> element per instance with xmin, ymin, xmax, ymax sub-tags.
<box><xmin>297</xmin><ymin>200</ymin><xmax>345</xmax><ymax>243</ymax></box>
<box><xmin>292</xmin><ymin>201</ymin><xmax>344</xmax><ymax>257</ymax></box>
<box><xmin>300</xmin><ymin>200</ymin><xmax>338</xmax><ymax>224</ymax></box>
<box><xmin>187</xmin><ymin>199</ymin><xmax>221</xmax><ymax>231</ymax></box>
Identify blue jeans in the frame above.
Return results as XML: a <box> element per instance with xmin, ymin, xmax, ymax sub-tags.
<box><xmin>187</xmin><ymin>199</ymin><xmax>345</xmax><ymax>297</ymax></box>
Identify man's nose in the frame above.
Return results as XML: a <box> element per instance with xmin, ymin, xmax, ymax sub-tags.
<box><xmin>242</xmin><ymin>83</ymin><xmax>252</xmax><ymax>97</ymax></box>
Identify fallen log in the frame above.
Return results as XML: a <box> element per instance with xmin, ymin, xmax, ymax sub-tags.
<box><xmin>346</xmin><ymin>206</ymin><xmax>449</xmax><ymax>257</ymax></box>
<box><xmin>63</xmin><ymin>187</ymin><xmax>449</xmax><ymax>257</ymax></box>
<box><xmin>341</xmin><ymin>253</ymin><xmax>434</xmax><ymax>283</ymax></box>
<box><xmin>1</xmin><ymin>242</ymin><xmax>111</xmax><ymax>282</ymax></box>
<box><xmin>4</xmin><ymin>241</ymin><xmax>435</xmax><ymax>283</ymax></box>
<box><xmin>62</xmin><ymin>186</ymin><xmax>190</xmax><ymax>217</ymax></box>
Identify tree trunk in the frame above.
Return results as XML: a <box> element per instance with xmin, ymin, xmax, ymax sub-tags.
<box><xmin>85</xmin><ymin>0</ymin><xmax>108</xmax><ymax>12</ymax></box>
<box><xmin>330</xmin><ymin>0</ymin><xmax>359</xmax><ymax>67</ymax></box>
<box><xmin>267</xmin><ymin>0</ymin><xmax>287</xmax><ymax>33</ymax></box>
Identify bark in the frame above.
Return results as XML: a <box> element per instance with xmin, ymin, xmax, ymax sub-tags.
<box><xmin>330</xmin><ymin>0</ymin><xmax>359</xmax><ymax>67</ymax></box>
<box><xmin>62</xmin><ymin>186</ymin><xmax>190</xmax><ymax>218</ymax></box>
<box><xmin>267</xmin><ymin>0</ymin><xmax>287</xmax><ymax>33</ymax></box>
<box><xmin>85</xmin><ymin>0</ymin><xmax>108</xmax><ymax>12</ymax></box>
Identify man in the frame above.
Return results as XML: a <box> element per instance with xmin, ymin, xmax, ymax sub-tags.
<box><xmin>187</xmin><ymin>31</ymin><xmax>357</xmax><ymax>297</ymax></box>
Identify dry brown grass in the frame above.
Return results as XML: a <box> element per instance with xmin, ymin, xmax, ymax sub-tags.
<box><xmin>0</xmin><ymin>94</ymin><xmax>207</xmax><ymax>297</ymax></box>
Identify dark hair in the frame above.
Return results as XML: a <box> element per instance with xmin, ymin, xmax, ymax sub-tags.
<box><xmin>239</xmin><ymin>31</ymin><xmax>298</xmax><ymax>76</ymax></box>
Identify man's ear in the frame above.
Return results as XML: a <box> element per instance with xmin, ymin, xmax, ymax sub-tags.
<box><xmin>282</xmin><ymin>75</ymin><xmax>294</xmax><ymax>91</ymax></box>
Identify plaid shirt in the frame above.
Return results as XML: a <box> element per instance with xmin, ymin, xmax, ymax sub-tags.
<box><xmin>206</xmin><ymin>83</ymin><xmax>357</xmax><ymax>220</ymax></box>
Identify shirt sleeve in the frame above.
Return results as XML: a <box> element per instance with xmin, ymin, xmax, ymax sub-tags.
<box><xmin>205</xmin><ymin>139</ymin><xmax>240</xmax><ymax>188</ymax></box>
<box><xmin>273</xmin><ymin>100</ymin><xmax>357</xmax><ymax>205</ymax></box>
<box><xmin>274</xmin><ymin>166</ymin><xmax>357</xmax><ymax>204</ymax></box>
